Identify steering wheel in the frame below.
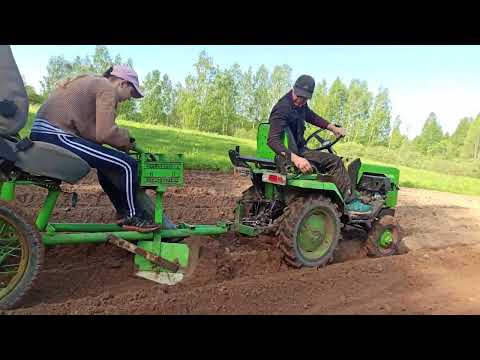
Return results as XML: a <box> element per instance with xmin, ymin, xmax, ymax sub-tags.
<box><xmin>304</xmin><ymin>127</ymin><xmax>344</xmax><ymax>154</ymax></box>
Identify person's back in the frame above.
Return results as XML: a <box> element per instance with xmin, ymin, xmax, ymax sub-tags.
<box><xmin>37</xmin><ymin>75</ymin><xmax>130</xmax><ymax>149</ymax></box>
<box><xmin>30</xmin><ymin>65</ymin><xmax>165</xmax><ymax>232</ymax></box>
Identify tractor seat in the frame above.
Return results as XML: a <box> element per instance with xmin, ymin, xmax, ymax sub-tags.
<box><xmin>228</xmin><ymin>148</ymin><xmax>277</xmax><ymax>170</ymax></box>
<box><xmin>3</xmin><ymin>138</ymin><xmax>90</xmax><ymax>184</ymax></box>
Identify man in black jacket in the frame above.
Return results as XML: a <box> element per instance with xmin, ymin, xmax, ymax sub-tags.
<box><xmin>267</xmin><ymin>74</ymin><xmax>372</xmax><ymax>213</ymax></box>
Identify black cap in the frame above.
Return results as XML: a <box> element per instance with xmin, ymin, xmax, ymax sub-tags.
<box><xmin>293</xmin><ymin>75</ymin><xmax>315</xmax><ymax>99</ymax></box>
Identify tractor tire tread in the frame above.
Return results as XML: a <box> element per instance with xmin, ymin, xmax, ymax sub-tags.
<box><xmin>277</xmin><ymin>195</ymin><xmax>341</xmax><ymax>268</ymax></box>
<box><xmin>365</xmin><ymin>215</ymin><xmax>401</xmax><ymax>257</ymax></box>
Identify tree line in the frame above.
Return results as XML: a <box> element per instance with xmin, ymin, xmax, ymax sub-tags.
<box><xmin>28</xmin><ymin>46</ymin><xmax>479</xmax><ymax>161</ymax></box>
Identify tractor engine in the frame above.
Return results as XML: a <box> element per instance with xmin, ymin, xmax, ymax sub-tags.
<box><xmin>356</xmin><ymin>173</ymin><xmax>393</xmax><ymax>203</ymax></box>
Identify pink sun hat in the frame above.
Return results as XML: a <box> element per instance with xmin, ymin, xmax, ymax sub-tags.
<box><xmin>110</xmin><ymin>64</ymin><xmax>144</xmax><ymax>98</ymax></box>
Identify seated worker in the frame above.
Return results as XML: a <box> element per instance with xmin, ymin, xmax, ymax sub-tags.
<box><xmin>267</xmin><ymin>74</ymin><xmax>372</xmax><ymax>214</ymax></box>
<box><xmin>30</xmin><ymin>64</ymin><xmax>176</xmax><ymax>232</ymax></box>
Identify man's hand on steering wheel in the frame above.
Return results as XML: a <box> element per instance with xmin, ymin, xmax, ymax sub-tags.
<box><xmin>327</xmin><ymin>123</ymin><xmax>346</xmax><ymax>138</ymax></box>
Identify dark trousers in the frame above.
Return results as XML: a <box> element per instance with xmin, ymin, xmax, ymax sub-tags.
<box><xmin>30</xmin><ymin>131</ymin><xmax>141</xmax><ymax>218</ymax></box>
<box><xmin>301</xmin><ymin>150</ymin><xmax>354</xmax><ymax>202</ymax></box>
<box><xmin>97</xmin><ymin>168</ymin><xmax>134</xmax><ymax>218</ymax></box>
<box><xmin>95</xmin><ymin>168</ymin><xmax>156</xmax><ymax>221</ymax></box>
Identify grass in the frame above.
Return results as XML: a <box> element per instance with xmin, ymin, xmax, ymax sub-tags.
<box><xmin>118</xmin><ymin>119</ymin><xmax>257</xmax><ymax>171</ymax></box>
<box><xmin>363</xmin><ymin>160</ymin><xmax>480</xmax><ymax>197</ymax></box>
<box><xmin>336</xmin><ymin>142</ymin><xmax>480</xmax><ymax>179</ymax></box>
<box><xmin>21</xmin><ymin>107</ymin><xmax>257</xmax><ymax>171</ymax></box>
<box><xmin>21</xmin><ymin>105</ymin><xmax>480</xmax><ymax>196</ymax></box>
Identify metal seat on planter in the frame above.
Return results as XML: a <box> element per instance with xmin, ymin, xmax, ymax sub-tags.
<box><xmin>2</xmin><ymin>137</ymin><xmax>90</xmax><ymax>184</ymax></box>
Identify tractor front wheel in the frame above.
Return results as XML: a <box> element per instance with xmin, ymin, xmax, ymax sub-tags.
<box><xmin>0</xmin><ymin>201</ymin><xmax>44</xmax><ymax>310</ymax></box>
<box><xmin>365</xmin><ymin>215</ymin><xmax>402</xmax><ymax>257</ymax></box>
<box><xmin>277</xmin><ymin>195</ymin><xmax>341</xmax><ymax>268</ymax></box>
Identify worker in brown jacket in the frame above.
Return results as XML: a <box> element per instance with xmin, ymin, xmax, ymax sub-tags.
<box><xmin>30</xmin><ymin>65</ymin><xmax>165</xmax><ymax>232</ymax></box>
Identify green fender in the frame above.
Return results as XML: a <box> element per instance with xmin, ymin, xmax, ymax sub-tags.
<box><xmin>287</xmin><ymin>179</ymin><xmax>344</xmax><ymax>203</ymax></box>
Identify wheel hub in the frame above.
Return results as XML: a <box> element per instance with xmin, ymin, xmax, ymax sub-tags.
<box><xmin>378</xmin><ymin>229</ymin><xmax>393</xmax><ymax>248</ymax></box>
<box><xmin>297</xmin><ymin>209</ymin><xmax>333</xmax><ymax>260</ymax></box>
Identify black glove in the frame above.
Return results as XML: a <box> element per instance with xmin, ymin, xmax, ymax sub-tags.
<box><xmin>0</xmin><ymin>99</ymin><xmax>17</xmax><ymax>118</ymax></box>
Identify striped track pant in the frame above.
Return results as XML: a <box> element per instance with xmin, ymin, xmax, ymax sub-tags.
<box><xmin>30</xmin><ymin>119</ymin><xmax>139</xmax><ymax>218</ymax></box>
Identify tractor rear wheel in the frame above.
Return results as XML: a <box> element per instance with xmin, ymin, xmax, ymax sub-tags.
<box><xmin>0</xmin><ymin>201</ymin><xmax>44</xmax><ymax>310</ymax></box>
<box><xmin>277</xmin><ymin>195</ymin><xmax>341</xmax><ymax>268</ymax></box>
<box><xmin>365</xmin><ymin>215</ymin><xmax>401</xmax><ymax>257</ymax></box>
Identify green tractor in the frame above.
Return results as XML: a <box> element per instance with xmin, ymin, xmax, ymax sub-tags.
<box><xmin>229</xmin><ymin>123</ymin><xmax>402</xmax><ymax>268</ymax></box>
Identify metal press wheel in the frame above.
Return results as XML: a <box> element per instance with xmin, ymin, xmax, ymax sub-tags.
<box><xmin>0</xmin><ymin>201</ymin><xmax>44</xmax><ymax>310</ymax></box>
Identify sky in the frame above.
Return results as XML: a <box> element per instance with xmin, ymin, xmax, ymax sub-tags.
<box><xmin>10</xmin><ymin>45</ymin><xmax>480</xmax><ymax>138</ymax></box>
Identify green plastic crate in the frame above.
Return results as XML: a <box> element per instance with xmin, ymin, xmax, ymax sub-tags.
<box><xmin>137</xmin><ymin>153</ymin><xmax>184</xmax><ymax>187</ymax></box>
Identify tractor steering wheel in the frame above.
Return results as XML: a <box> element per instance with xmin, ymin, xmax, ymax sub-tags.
<box><xmin>304</xmin><ymin>127</ymin><xmax>344</xmax><ymax>154</ymax></box>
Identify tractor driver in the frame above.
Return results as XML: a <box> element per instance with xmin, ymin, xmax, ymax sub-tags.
<box><xmin>267</xmin><ymin>74</ymin><xmax>372</xmax><ymax>214</ymax></box>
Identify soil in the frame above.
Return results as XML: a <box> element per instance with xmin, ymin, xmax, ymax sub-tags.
<box><xmin>5</xmin><ymin>170</ymin><xmax>480</xmax><ymax>315</ymax></box>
